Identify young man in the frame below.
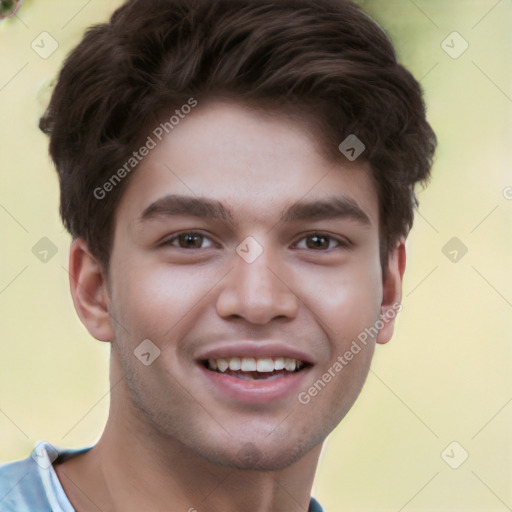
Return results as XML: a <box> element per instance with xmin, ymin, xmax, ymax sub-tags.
<box><xmin>0</xmin><ymin>0</ymin><xmax>436</xmax><ymax>510</ymax></box>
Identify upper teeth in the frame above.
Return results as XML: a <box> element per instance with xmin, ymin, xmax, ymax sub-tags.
<box><xmin>208</xmin><ymin>357</ymin><xmax>303</xmax><ymax>373</ymax></box>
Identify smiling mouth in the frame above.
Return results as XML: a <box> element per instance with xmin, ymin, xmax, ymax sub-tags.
<box><xmin>200</xmin><ymin>357</ymin><xmax>310</xmax><ymax>380</ymax></box>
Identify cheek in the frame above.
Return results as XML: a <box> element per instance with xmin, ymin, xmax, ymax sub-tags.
<box><xmin>292</xmin><ymin>256</ymin><xmax>383</xmax><ymax>338</ymax></box>
<box><xmin>110</xmin><ymin>260</ymin><xmax>221</xmax><ymax>341</ymax></box>
<box><xmin>295</xmin><ymin>256</ymin><xmax>382</xmax><ymax>424</ymax></box>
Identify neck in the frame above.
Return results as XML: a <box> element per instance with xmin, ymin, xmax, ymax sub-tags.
<box><xmin>57</xmin><ymin>369</ymin><xmax>322</xmax><ymax>512</ymax></box>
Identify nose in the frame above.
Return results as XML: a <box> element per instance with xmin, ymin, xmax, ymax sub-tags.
<box><xmin>216</xmin><ymin>246</ymin><xmax>299</xmax><ymax>325</ymax></box>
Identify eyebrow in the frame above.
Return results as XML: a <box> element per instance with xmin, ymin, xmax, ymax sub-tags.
<box><xmin>138</xmin><ymin>194</ymin><xmax>371</xmax><ymax>226</ymax></box>
<box><xmin>139</xmin><ymin>195</ymin><xmax>234</xmax><ymax>223</ymax></box>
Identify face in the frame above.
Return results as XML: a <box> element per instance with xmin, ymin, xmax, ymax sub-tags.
<box><xmin>88</xmin><ymin>100</ymin><xmax>401</xmax><ymax>470</ymax></box>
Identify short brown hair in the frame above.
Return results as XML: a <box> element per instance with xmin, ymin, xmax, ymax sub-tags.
<box><xmin>40</xmin><ymin>0</ymin><xmax>436</xmax><ymax>274</ymax></box>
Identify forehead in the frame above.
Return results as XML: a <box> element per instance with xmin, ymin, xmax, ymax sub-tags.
<box><xmin>115</xmin><ymin>100</ymin><xmax>379</xmax><ymax>228</ymax></box>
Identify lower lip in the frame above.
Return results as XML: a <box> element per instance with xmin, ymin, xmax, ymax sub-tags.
<box><xmin>198</xmin><ymin>364</ymin><xmax>311</xmax><ymax>404</ymax></box>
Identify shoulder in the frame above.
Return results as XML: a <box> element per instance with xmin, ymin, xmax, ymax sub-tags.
<box><xmin>0</xmin><ymin>441</ymin><xmax>92</xmax><ymax>512</ymax></box>
<box><xmin>0</xmin><ymin>455</ymin><xmax>51</xmax><ymax>512</ymax></box>
<box><xmin>309</xmin><ymin>496</ymin><xmax>324</xmax><ymax>512</ymax></box>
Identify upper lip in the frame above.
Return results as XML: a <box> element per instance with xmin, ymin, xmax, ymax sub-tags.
<box><xmin>196</xmin><ymin>341</ymin><xmax>315</xmax><ymax>365</ymax></box>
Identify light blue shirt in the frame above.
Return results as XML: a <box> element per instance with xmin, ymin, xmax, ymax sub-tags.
<box><xmin>0</xmin><ymin>442</ymin><xmax>324</xmax><ymax>511</ymax></box>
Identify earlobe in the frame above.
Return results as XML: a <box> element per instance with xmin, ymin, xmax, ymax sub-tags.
<box><xmin>69</xmin><ymin>238</ymin><xmax>114</xmax><ymax>342</ymax></box>
<box><xmin>376</xmin><ymin>239</ymin><xmax>406</xmax><ymax>345</ymax></box>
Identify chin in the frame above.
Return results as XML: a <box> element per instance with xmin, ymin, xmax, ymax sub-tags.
<box><xmin>196</xmin><ymin>432</ymin><xmax>320</xmax><ymax>471</ymax></box>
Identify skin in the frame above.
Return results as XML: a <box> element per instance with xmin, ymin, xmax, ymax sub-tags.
<box><xmin>55</xmin><ymin>100</ymin><xmax>405</xmax><ymax>512</ymax></box>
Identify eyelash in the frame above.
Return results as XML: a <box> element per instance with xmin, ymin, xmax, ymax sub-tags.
<box><xmin>160</xmin><ymin>231</ymin><xmax>350</xmax><ymax>251</ymax></box>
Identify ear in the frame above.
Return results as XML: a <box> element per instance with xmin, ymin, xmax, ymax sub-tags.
<box><xmin>69</xmin><ymin>238</ymin><xmax>114</xmax><ymax>342</ymax></box>
<box><xmin>376</xmin><ymin>238</ymin><xmax>406</xmax><ymax>345</ymax></box>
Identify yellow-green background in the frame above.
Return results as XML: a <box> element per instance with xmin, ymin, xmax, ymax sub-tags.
<box><xmin>1</xmin><ymin>1</ymin><xmax>511</xmax><ymax>510</ymax></box>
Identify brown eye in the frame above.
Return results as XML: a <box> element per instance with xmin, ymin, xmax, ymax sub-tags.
<box><xmin>163</xmin><ymin>232</ymin><xmax>214</xmax><ymax>249</ymax></box>
<box><xmin>178</xmin><ymin>233</ymin><xmax>203</xmax><ymax>248</ymax></box>
<box><xmin>305</xmin><ymin>235</ymin><xmax>330</xmax><ymax>250</ymax></box>
<box><xmin>295</xmin><ymin>233</ymin><xmax>348</xmax><ymax>251</ymax></box>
